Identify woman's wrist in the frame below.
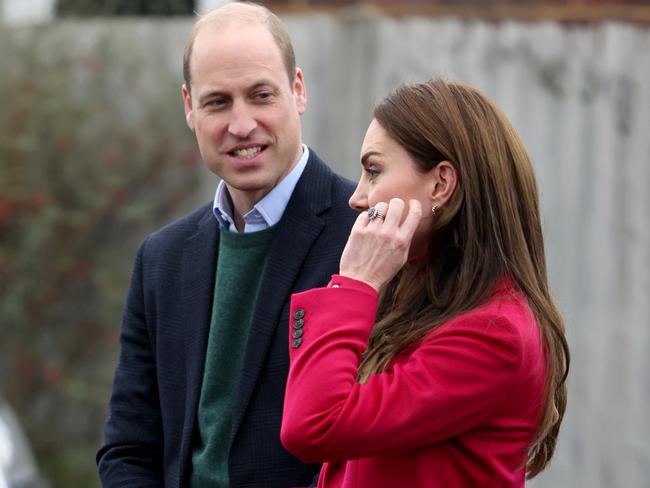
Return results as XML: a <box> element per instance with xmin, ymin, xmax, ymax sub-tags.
<box><xmin>329</xmin><ymin>274</ymin><xmax>380</xmax><ymax>294</ymax></box>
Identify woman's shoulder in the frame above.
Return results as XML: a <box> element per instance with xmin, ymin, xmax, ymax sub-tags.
<box><xmin>411</xmin><ymin>279</ymin><xmax>544</xmax><ymax>384</ymax></box>
<box><xmin>429</xmin><ymin>278</ymin><xmax>541</xmax><ymax>351</ymax></box>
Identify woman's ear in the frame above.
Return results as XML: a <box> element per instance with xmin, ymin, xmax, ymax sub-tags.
<box><xmin>429</xmin><ymin>160</ymin><xmax>458</xmax><ymax>207</ymax></box>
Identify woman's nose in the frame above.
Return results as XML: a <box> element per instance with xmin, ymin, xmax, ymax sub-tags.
<box><xmin>348</xmin><ymin>184</ymin><xmax>367</xmax><ymax>211</ymax></box>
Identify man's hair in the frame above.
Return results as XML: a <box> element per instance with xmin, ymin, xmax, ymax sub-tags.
<box><xmin>358</xmin><ymin>77</ymin><xmax>570</xmax><ymax>480</ymax></box>
<box><xmin>182</xmin><ymin>2</ymin><xmax>297</xmax><ymax>92</ymax></box>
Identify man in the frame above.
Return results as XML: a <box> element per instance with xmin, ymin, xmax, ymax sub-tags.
<box><xmin>96</xmin><ymin>3</ymin><xmax>357</xmax><ymax>487</ymax></box>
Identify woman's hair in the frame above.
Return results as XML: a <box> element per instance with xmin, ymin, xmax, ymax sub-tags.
<box><xmin>357</xmin><ymin>78</ymin><xmax>569</xmax><ymax>478</ymax></box>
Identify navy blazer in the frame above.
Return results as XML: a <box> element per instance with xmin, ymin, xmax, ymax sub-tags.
<box><xmin>97</xmin><ymin>151</ymin><xmax>358</xmax><ymax>487</ymax></box>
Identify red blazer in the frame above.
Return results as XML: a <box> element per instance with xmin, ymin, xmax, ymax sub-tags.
<box><xmin>281</xmin><ymin>275</ymin><xmax>546</xmax><ymax>488</ymax></box>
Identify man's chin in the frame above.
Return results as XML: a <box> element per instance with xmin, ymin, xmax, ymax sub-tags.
<box><xmin>223</xmin><ymin>177</ymin><xmax>275</xmax><ymax>200</ymax></box>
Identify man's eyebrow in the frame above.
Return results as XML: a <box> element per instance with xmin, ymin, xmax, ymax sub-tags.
<box><xmin>197</xmin><ymin>80</ymin><xmax>279</xmax><ymax>104</ymax></box>
<box><xmin>361</xmin><ymin>151</ymin><xmax>381</xmax><ymax>167</ymax></box>
<box><xmin>249</xmin><ymin>80</ymin><xmax>278</xmax><ymax>90</ymax></box>
<box><xmin>198</xmin><ymin>90</ymin><xmax>228</xmax><ymax>104</ymax></box>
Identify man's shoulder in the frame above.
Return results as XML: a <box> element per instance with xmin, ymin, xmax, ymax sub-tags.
<box><xmin>329</xmin><ymin>170</ymin><xmax>357</xmax><ymax>200</ymax></box>
<box><xmin>141</xmin><ymin>202</ymin><xmax>214</xmax><ymax>251</ymax></box>
<box><xmin>305</xmin><ymin>148</ymin><xmax>355</xmax><ymax>186</ymax></box>
<box><xmin>300</xmin><ymin>149</ymin><xmax>357</xmax><ymax>213</ymax></box>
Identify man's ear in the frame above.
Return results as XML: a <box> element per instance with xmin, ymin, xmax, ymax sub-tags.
<box><xmin>292</xmin><ymin>68</ymin><xmax>307</xmax><ymax>116</ymax></box>
<box><xmin>429</xmin><ymin>160</ymin><xmax>458</xmax><ymax>207</ymax></box>
<box><xmin>182</xmin><ymin>84</ymin><xmax>195</xmax><ymax>132</ymax></box>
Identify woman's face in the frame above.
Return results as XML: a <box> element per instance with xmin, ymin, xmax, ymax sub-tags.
<box><xmin>349</xmin><ymin>119</ymin><xmax>435</xmax><ymax>258</ymax></box>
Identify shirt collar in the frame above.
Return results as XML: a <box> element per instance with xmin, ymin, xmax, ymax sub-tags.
<box><xmin>213</xmin><ymin>145</ymin><xmax>310</xmax><ymax>233</ymax></box>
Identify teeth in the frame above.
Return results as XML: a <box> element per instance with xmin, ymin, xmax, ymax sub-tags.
<box><xmin>233</xmin><ymin>146</ymin><xmax>262</xmax><ymax>159</ymax></box>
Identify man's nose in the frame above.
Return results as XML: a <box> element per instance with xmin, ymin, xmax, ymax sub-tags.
<box><xmin>228</xmin><ymin>102</ymin><xmax>257</xmax><ymax>138</ymax></box>
<box><xmin>348</xmin><ymin>184</ymin><xmax>367</xmax><ymax>211</ymax></box>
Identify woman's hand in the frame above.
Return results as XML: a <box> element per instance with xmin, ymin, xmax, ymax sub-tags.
<box><xmin>339</xmin><ymin>198</ymin><xmax>422</xmax><ymax>291</ymax></box>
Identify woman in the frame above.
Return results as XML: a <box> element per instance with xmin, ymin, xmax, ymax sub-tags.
<box><xmin>280</xmin><ymin>78</ymin><xmax>569</xmax><ymax>487</ymax></box>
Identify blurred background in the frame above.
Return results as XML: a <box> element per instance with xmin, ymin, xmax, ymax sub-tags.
<box><xmin>0</xmin><ymin>0</ymin><xmax>648</xmax><ymax>487</ymax></box>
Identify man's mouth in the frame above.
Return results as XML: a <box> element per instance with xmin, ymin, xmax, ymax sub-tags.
<box><xmin>229</xmin><ymin>145</ymin><xmax>266</xmax><ymax>159</ymax></box>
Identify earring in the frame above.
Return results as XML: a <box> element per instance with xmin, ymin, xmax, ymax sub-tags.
<box><xmin>431</xmin><ymin>204</ymin><xmax>438</xmax><ymax>216</ymax></box>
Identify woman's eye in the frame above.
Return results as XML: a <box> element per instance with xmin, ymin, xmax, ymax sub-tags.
<box><xmin>365</xmin><ymin>167</ymin><xmax>380</xmax><ymax>180</ymax></box>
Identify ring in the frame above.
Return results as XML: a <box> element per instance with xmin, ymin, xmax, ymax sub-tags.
<box><xmin>367</xmin><ymin>207</ymin><xmax>386</xmax><ymax>221</ymax></box>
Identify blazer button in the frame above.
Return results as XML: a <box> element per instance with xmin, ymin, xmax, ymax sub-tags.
<box><xmin>292</xmin><ymin>319</ymin><xmax>304</xmax><ymax>329</ymax></box>
<box><xmin>293</xmin><ymin>329</ymin><xmax>304</xmax><ymax>339</ymax></box>
<box><xmin>293</xmin><ymin>309</ymin><xmax>305</xmax><ymax>320</ymax></box>
<box><xmin>292</xmin><ymin>338</ymin><xmax>303</xmax><ymax>348</ymax></box>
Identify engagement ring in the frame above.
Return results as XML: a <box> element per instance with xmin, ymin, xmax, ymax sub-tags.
<box><xmin>367</xmin><ymin>207</ymin><xmax>386</xmax><ymax>221</ymax></box>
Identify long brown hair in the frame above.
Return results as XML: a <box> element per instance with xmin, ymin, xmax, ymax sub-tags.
<box><xmin>357</xmin><ymin>78</ymin><xmax>569</xmax><ymax>478</ymax></box>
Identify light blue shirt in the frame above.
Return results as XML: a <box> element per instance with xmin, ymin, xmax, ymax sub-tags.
<box><xmin>213</xmin><ymin>145</ymin><xmax>310</xmax><ymax>233</ymax></box>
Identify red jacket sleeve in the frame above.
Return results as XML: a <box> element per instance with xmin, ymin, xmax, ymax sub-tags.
<box><xmin>281</xmin><ymin>275</ymin><xmax>531</xmax><ymax>463</ymax></box>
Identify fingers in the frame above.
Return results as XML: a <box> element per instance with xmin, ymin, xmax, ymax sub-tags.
<box><xmin>341</xmin><ymin>199</ymin><xmax>423</xmax><ymax>289</ymax></box>
<box><xmin>365</xmin><ymin>201</ymin><xmax>389</xmax><ymax>225</ymax></box>
<box><xmin>400</xmin><ymin>199</ymin><xmax>422</xmax><ymax>241</ymax></box>
<box><xmin>363</xmin><ymin>199</ymin><xmax>421</xmax><ymax>238</ymax></box>
<box><xmin>353</xmin><ymin>201</ymin><xmax>389</xmax><ymax>236</ymax></box>
<box><xmin>351</xmin><ymin>209</ymin><xmax>369</xmax><ymax>232</ymax></box>
<box><xmin>383</xmin><ymin>199</ymin><xmax>404</xmax><ymax>227</ymax></box>
<box><xmin>384</xmin><ymin>198</ymin><xmax>421</xmax><ymax>245</ymax></box>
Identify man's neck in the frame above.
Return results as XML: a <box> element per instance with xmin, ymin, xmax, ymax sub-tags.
<box><xmin>225</xmin><ymin>149</ymin><xmax>304</xmax><ymax>232</ymax></box>
<box><xmin>228</xmin><ymin>188</ymin><xmax>264</xmax><ymax>233</ymax></box>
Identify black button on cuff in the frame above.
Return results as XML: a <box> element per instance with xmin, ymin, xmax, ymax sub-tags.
<box><xmin>292</xmin><ymin>319</ymin><xmax>304</xmax><ymax>329</ymax></box>
<box><xmin>293</xmin><ymin>309</ymin><xmax>305</xmax><ymax>320</ymax></box>
<box><xmin>292</xmin><ymin>329</ymin><xmax>303</xmax><ymax>339</ymax></box>
<box><xmin>292</xmin><ymin>338</ymin><xmax>303</xmax><ymax>349</ymax></box>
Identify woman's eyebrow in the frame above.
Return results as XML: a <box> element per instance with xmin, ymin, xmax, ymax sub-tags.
<box><xmin>361</xmin><ymin>151</ymin><xmax>381</xmax><ymax>167</ymax></box>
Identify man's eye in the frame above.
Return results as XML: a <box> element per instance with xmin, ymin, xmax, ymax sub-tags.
<box><xmin>255</xmin><ymin>92</ymin><xmax>272</xmax><ymax>101</ymax></box>
<box><xmin>206</xmin><ymin>99</ymin><xmax>227</xmax><ymax>107</ymax></box>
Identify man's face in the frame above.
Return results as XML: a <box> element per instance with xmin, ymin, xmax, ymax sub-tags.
<box><xmin>182</xmin><ymin>22</ymin><xmax>307</xmax><ymax>207</ymax></box>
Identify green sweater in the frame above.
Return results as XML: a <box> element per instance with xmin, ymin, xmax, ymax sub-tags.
<box><xmin>190</xmin><ymin>226</ymin><xmax>277</xmax><ymax>487</ymax></box>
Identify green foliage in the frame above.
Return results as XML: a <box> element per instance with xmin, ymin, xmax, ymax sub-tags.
<box><xmin>0</xmin><ymin>21</ymin><xmax>201</xmax><ymax>488</ymax></box>
<box><xmin>57</xmin><ymin>0</ymin><xmax>195</xmax><ymax>16</ymax></box>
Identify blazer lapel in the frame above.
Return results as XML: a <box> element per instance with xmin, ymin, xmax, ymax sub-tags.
<box><xmin>178</xmin><ymin>208</ymin><xmax>219</xmax><ymax>486</ymax></box>
<box><xmin>230</xmin><ymin>154</ymin><xmax>334</xmax><ymax>441</ymax></box>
